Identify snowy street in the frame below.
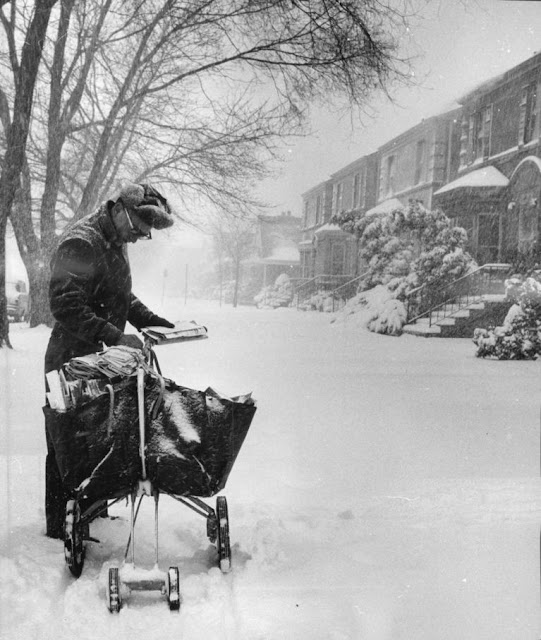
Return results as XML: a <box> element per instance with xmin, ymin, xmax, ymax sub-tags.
<box><xmin>1</xmin><ymin>300</ymin><xmax>540</xmax><ymax>639</ymax></box>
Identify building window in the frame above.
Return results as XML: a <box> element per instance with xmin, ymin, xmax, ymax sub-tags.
<box><xmin>384</xmin><ymin>155</ymin><xmax>395</xmax><ymax>196</ymax></box>
<box><xmin>477</xmin><ymin>213</ymin><xmax>499</xmax><ymax>264</ymax></box>
<box><xmin>353</xmin><ymin>167</ymin><xmax>367</xmax><ymax>208</ymax></box>
<box><xmin>414</xmin><ymin>139</ymin><xmax>426</xmax><ymax>184</ymax></box>
<box><xmin>333</xmin><ymin>182</ymin><xmax>343</xmax><ymax>214</ymax></box>
<box><xmin>353</xmin><ymin>173</ymin><xmax>360</xmax><ymax>208</ymax></box>
<box><xmin>461</xmin><ymin>106</ymin><xmax>492</xmax><ymax>165</ymax></box>
<box><xmin>330</xmin><ymin>242</ymin><xmax>346</xmax><ymax>275</ymax></box>
<box><xmin>303</xmin><ymin>201</ymin><xmax>308</xmax><ymax>228</ymax></box>
<box><xmin>519</xmin><ymin>82</ymin><xmax>537</xmax><ymax>145</ymax></box>
<box><xmin>354</xmin><ymin>169</ymin><xmax>368</xmax><ymax>208</ymax></box>
<box><xmin>459</xmin><ymin>116</ymin><xmax>469</xmax><ymax>167</ymax></box>
<box><xmin>473</xmin><ymin>106</ymin><xmax>492</xmax><ymax>161</ymax></box>
<box><xmin>316</xmin><ymin>195</ymin><xmax>322</xmax><ymax>224</ymax></box>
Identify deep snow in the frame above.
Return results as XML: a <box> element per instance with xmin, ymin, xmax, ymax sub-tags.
<box><xmin>1</xmin><ymin>300</ymin><xmax>540</xmax><ymax>639</ymax></box>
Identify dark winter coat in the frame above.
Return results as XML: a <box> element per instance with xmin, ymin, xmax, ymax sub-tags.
<box><xmin>45</xmin><ymin>202</ymin><xmax>161</xmax><ymax>373</ymax></box>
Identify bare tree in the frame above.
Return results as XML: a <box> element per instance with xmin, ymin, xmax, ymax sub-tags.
<box><xmin>209</xmin><ymin>214</ymin><xmax>257</xmax><ymax>307</ymax></box>
<box><xmin>0</xmin><ymin>0</ymin><xmax>58</xmax><ymax>347</ymax></box>
<box><xmin>0</xmin><ymin>0</ymin><xmax>414</xmax><ymax>345</ymax></box>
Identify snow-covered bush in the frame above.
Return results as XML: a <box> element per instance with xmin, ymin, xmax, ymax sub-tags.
<box><xmin>366</xmin><ymin>296</ymin><xmax>407</xmax><ymax>336</ymax></box>
<box><xmin>331</xmin><ymin>201</ymin><xmax>475</xmax><ymax>335</ymax></box>
<box><xmin>331</xmin><ymin>285</ymin><xmax>406</xmax><ymax>335</ymax></box>
<box><xmin>298</xmin><ymin>290</ymin><xmax>335</xmax><ymax>312</ymax></box>
<box><xmin>254</xmin><ymin>273</ymin><xmax>293</xmax><ymax>309</ymax></box>
<box><xmin>332</xmin><ymin>200</ymin><xmax>475</xmax><ymax>293</ymax></box>
<box><xmin>473</xmin><ymin>277</ymin><xmax>541</xmax><ymax>360</ymax></box>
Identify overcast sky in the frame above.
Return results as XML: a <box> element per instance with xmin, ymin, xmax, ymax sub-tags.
<box><xmin>256</xmin><ymin>0</ymin><xmax>541</xmax><ymax>216</ymax></box>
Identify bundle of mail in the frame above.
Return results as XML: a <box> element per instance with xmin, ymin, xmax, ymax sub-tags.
<box><xmin>46</xmin><ymin>322</ymin><xmax>208</xmax><ymax>413</ymax></box>
<box><xmin>64</xmin><ymin>345</ymin><xmax>146</xmax><ymax>380</ymax></box>
<box><xmin>46</xmin><ymin>346</ymin><xmax>146</xmax><ymax>412</ymax></box>
<box><xmin>141</xmin><ymin>320</ymin><xmax>208</xmax><ymax>344</ymax></box>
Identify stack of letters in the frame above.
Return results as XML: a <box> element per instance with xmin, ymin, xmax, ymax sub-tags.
<box><xmin>141</xmin><ymin>320</ymin><xmax>208</xmax><ymax>345</ymax></box>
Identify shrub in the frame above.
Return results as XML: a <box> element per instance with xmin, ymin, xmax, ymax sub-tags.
<box><xmin>473</xmin><ymin>277</ymin><xmax>541</xmax><ymax>359</ymax></box>
<box><xmin>254</xmin><ymin>273</ymin><xmax>293</xmax><ymax>309</ymax></box>
<box><xmin>331</xmin><ymin>200</ymin><xmax>475</xmax><ymax>335</ymax></box>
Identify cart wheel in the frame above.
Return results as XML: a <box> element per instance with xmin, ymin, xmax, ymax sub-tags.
<box><xmin>64</xmin><ymin>499</ymin><xmax>85</xmax><ymax>577</ymax></box>
<box><xmin>166</xmin><ymin>566</ymin><xmax>181</xmax><ymax>611</ymax></box>
<box><xmin>107</xmin><ymin>567</ymin><xmax>122</xmax><ymax>613</ymax></box>
<box><xmin>216</xmin><ymin>496</ymin><xmax>231</xmax><ymax>573</ymax></box>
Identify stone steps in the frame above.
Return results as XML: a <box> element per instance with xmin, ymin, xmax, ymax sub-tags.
<box><xmin>403</xmin><ymin>295</ymin><xmax>509</xmax><ymax>338</ymax></box>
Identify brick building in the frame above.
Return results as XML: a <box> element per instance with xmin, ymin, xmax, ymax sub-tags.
<box><xmin>433</xmin><ymin>52</ymin><xmax>541</xmax><ymax>264</ymax></box>
<box><xmin>373</xmin><ymin>107</ymin><xmax>460</xmax><ymax>214</ymax></box>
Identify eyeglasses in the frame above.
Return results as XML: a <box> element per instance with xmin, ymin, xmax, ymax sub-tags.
<box><xmin>124</xmin><ymin>207</ymin><xmax>152</xmax><ymax>240</ymax></box>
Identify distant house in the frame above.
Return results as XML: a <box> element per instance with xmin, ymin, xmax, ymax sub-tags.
<box><xmin>433</xmin><ymin>52</ymin><xmax>541</xmax><ymax>265</ymax></box>
<box><xmin>242</xmin><ymin>212</ymin><xmax>302</xmax><ymax>296</ymax></box>
<box><xmin>299</xmin><ymin>179</ymin><xmax>333</xmax><ymax>278</ymax></box>
<box><xmin>300</xmin><ymin>154</ymin><xmax>378</xmax><ymax>280</ymax></box>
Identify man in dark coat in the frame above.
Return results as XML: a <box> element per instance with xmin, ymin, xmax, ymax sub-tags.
<box><xmin>44</xmin><ymin>182</ymin><xmax>176</xmax><ymax>538</ymax></box>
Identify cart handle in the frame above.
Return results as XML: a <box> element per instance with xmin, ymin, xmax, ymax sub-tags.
<box><xmin>137</xmin><ymin>367</ymin><xmax>147</xmax><ymax>480</ymax></box>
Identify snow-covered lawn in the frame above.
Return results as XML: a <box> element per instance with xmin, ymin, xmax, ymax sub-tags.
<box><xmin>1</xmin><ymin>300</ymin><xmax>540</xmax><ymax>639</ymax></box>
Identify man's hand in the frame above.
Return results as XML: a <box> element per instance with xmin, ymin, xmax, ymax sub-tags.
<box><xmin>117</xmin><ymin>334</ymin><xmax>144</xmax><ymax>350</ymax></box>
<box><xmin>150</xmin><ymin>316</ymin><xmax>175</xmax><ymax>328</ymax></box>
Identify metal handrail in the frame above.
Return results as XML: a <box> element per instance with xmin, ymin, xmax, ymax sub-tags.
<box><xmin>293</xmin><ymin>276</ymin><xmax>318</xmax><ymax>293</ymax></box>
<box><xmin>295</xmin><ymin>274</ymin><xmax>352</xmax><ymax>309</ymax></box>
<box><xmin>329</xmin><ymin>270</ymin><xmax>371</xmax><ymax>312</ymax></box>
<box><xmin>330</xmin><ymin>270</ymin><xmax>371</xmax><ymax>296</ymax></box>
<box><xmin>406</xmin><ymin>263</ymin><xmax>511</xmax><ymax>326</ymax></box>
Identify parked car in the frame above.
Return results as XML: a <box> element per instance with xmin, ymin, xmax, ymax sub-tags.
<box><xmin>6</xmin><ymin>280</ymin><xmax>29</xmax><ymax>322</ymax></box>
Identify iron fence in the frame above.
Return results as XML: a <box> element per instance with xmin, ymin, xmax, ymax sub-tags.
<box><xmin>405</xmin><ymin>263</ymin><xmax>512</xmax><ymax>326</ymax></box>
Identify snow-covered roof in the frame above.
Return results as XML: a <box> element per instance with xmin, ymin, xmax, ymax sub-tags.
<box><xmin>365</xmin><ymin>198</ymin><xmax>404</xmax><ymax>217</ymax></box>
<box><xmin>265</xmin><ymin>246</ymin><xmax>300</xmax><ymax>262</ymax></box>
<box><xmin>247</xmin><ymin>245</ymin><xmax>300</xmax><ymax>265</ymax></box>
<box><xmin>435</xmin><ymin>166</ymin><xmax>509</xmax><ymax>196</ymax></box>
<box><xmin>314</xmin><ymin>223</ymin><xmax>343</xmax><ymax>234</ymax></box>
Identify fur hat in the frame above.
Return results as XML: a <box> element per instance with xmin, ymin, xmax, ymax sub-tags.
<box><xmin>116</xmin><ymin>182</ymin><xmax>174</xmax><ymax>230</ymax></box>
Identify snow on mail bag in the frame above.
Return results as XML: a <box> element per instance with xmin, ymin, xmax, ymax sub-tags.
<box><xmin>145</xmin><ymin>379</ymin><xmax>256</xmax><ymax>496</ymax></box>
<box><xmin>44</xmin><ymin>374</ymin><xmax>256</xmax><ymax>502</ymax></box>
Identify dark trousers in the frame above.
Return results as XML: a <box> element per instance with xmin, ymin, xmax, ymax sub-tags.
<box><xmin>44</xmin><ymin>401</ymin><xmax>108</xmax><ymax>538</ymax></box>
<box><xmin>45</xmin><ymin>420</ymin><xmax>69</xmax><ymax>538</ymax></box>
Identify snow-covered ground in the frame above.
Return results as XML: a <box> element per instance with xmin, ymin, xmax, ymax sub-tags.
<box><xmin>1</xmin><ymin>299</ymin><xmax>540</xmax><ymax>639</ymax></box>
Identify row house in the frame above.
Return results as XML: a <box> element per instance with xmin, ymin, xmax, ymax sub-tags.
<box><xmin>299</xmin><ymin>179</ymin><xmax>333</xmax><ymax>278</ymax></box>
<box><xmin>299</xmin><ymin>154</ymin><xmax>378</xmax><ymax>279</ymax></box>
<box><xmin>433</xmin><ymin>51</ymin><xmax>541</xmax><ymax>265</ymax></box>
<box><xmin>300</xmin><ymin>50</ymin><xmax>541</xmax><ymax>282</ymax></box>
<box><xmin>373</xmin><ymin>108</ymin><xmax>460</xmax><ymax>214</ymax></box>
<box><xmin>299</xmin><ymin>109</ymin><xmax>459</xmax><ymax>282</ymax></box>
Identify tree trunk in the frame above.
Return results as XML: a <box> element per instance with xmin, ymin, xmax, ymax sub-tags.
<box><xmin>233</xmin><ymin>256</ymin><xmax>240</xmax><ymax>308</ymax></box>
<box><xmin>26</xmin><ymin>256</ymin><xmax>52</xmax><ymax>327</ymax></box>
<box><xmin>10</xmin><ymin>187</ymin><xmax>53</xmax><ymax>327</ymax></box>
<box><xmin>0</xmin><ymin>215</ymin><xmax>12</xmax><ymax>348</ymax></box>
<box><xmin>0</xmin><ymin>0</ymin><xmax>58</xmax><ymax>347</ymax></box>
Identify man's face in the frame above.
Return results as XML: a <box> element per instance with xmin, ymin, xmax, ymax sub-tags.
<box><xmin>115</xmin><ymin>205</ymin><xmax>152</xmax><ymax>244</ymax></box>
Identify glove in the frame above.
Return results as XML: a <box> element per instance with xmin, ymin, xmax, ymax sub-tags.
<box><xmin>117</xmin><ymin>334</ymin><xmax>144</xmax><ymax>350</ymax></box>
<box><xmin>150</xmin><ymin>316</ymin><xmax>175</xmax><ymax>328</ymax></box>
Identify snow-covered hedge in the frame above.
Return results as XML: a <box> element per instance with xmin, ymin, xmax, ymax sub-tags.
<box><xmin>297</xmin><ymin>290</ymin><xmax>335</xmax><ymax>312</ymax></box>
<box><xmin>473</xmin><ymin>277</ymin><xmax>541</xmax><ymax>360</ymax></box>
<box><xmin>331</xmin><ymin>201</ymin><xmax>475</xmax><ymax>335</ymax></box>
<box><xmin>254</xmin><ymin>273</ymin><xmax>293</xmax><ymax>309</ymax></box>
<box><xmin>332</xmin><ymin>285</ymin><xmax>407</xmax><ymax>336</ymax></box>
<box><xmin>333</xmin><ymin>200</ymin><xmax>474</xmax><ymax>293</ymax></box>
